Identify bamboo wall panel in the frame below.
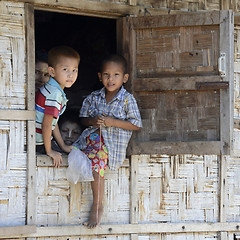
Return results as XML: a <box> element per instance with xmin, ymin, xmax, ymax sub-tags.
<box><xmin>225</xmin><ymin>156</ymin><xmax>240</xmax><ymax>221</ymax></box>
<box><xmin>137</xmin><ymin>90</ymin><xmax>220</xmax><ymax>142</ymax></box>
<box><xmin>36</xmin><ymin>163</ymin><xmax>130</xmax><ymax>226</ymax></box>
<box><xmin>135</xmin><ymin>25</ymin><xmax>219</xmax><ymax>77</ymax></box>
<box><xmin>0</xmin><ymin>1</ymin><xmax>27</xmax><ymax>227</ymax></box>
<box><xmin>0</xmin><ymin>120</ymin><xmax>27</xmax><ymax>226</ymax></box>
<box><xmin>137</xmin><ymin>155</ymin><xmax>219</xmax><ymax>223</ymax></box>
<box><xmin>0</xmin><ymin>2</ymin><xmax>26</xmax><ymax>110</ymax></box>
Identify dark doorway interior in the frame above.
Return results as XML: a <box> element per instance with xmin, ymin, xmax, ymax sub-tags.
<box><xmin>34</xmin><ymin>10</ymin><xmax>117</xmax><ymax>109</ymax></box>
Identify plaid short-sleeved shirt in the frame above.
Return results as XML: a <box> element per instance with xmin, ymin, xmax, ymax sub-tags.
<box><xmin>35</xmin><ymin>77</ymin><xmax>68</xmax><ymax>145</ymax></box>
<box><xmin>74</xmin><ymin>86</ymin><xmax>142</xmax><ymax>171</ymax></box>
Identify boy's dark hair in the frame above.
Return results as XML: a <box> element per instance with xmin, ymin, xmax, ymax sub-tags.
<box><xmin>48</xmin><ymin>46</ymin><xmax>80</xmax><ymax>68</ymax></box>
<box><xmin>100</xmin><ymin>54</ymin><xmax>128</xmax><ymax>74</ymax></box>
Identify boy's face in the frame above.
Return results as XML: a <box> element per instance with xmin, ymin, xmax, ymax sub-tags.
<box><xmin>35</xmin><ymin>61</ymin><xmax>50</xmax><ymax>90</ymax></box>
<box><xmin>60</xmin><ymin>121</ymin><xmax>82</xmax><ymax>146</ymax></box>
<box><xmin>48</xmin><ymin>56</ymin><xmax>79</xmax><ymax>89</ymax></box>
<box><xmin>98</xmin><ymin>61</ymin><xmax>129</xmax><ymax>95</ymax></box>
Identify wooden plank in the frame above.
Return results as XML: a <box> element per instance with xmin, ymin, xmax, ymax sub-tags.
<box><xmin>196</xmin><ymin>81</ymin><xmax>229</xmax><ymax>90</ymax></box>
<box><xmin>219</xmin><ymin>155</ymin><xmax>227</xmax><ymax>223</ymax></box>
<box><xmin>8</xmin><ymin>0</ymin><xmax>187</xmax><ymax>18</ymax></box>
<box><xmin>25</xmin><ymin>2</ymin><xmax>36</xmax><ymax>226</ymax></box>
<box><xmin>37</xmin><ymin>154</ymin><xmax>68</xmax><ymax>167</ymax></box>
<box><xmin>25</xmin><ymin>3</ymin><xmax>35</xmax><ymax>111</ymax></box>
<box><xmin>131</xmin><ymin>11</ymin><xmax>220</xmax><ymax>29</ymax></box>
<box><xmin>219</xmin><ymin>10</ymin><xmax>234</xmax><ymax>155</ymax></box>
<box><xmin>0</xmin><ymin>225</ymin><xmax>36</xmax><ymax>237</ymax></box>
<box><xmin>128</xmin><ymin>141</ymin><xmax>221</xmax><ymax>155</ymax></box>
<box><xmin>220</xmin><ymin>0</ymin><xmax>230</xmax><ymax>10</ymax></box>
<box><xmin>130</xmin><ymin>155</ymin><xmax>139</xmax><ymax>224</ymax></box>
<box><xmin>2</xmin><ymin>222</ymin><xmax>240</xmax><ymax>238</ymax></box>
<box><xmin>133</xmin><ymin>76</ymin><xmax>221</xmax><ymax>92</ymax></box>
<box><xmin>0</xmin><ymin>110</ymin><xmax>35</xmax><ymax>120</ymax></box>
<box><xmin>129</xmin><ymin>0</ymin><xmax>137</xmax><ymax>6</ymax></box>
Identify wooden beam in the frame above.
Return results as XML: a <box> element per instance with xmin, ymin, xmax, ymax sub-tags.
<box><xmin>0</xmin><ymin>225</ymin><xmax>36</xmax><ymax>237</ymax></box>
<box><xmin>130</xmin><ymin>155</ymin><xmax>139</xmax><ymax>224</ymax></box>
<box><xmin>0</xmin><ymin>110</ymin><xmax>35</xmax><ymax>120</ymax></box>
<box><xmin>220</xmin><ymin>0</ymin><xmax>230</xmax><ymax>10</ymax></box>
<box><xmin>219</xmin><ymin>10</ymin><xmax>234</xmax><ymax>155</ymax></box>
<box><xmin>131</xmin><ymin>11</ymin><xmax>221</xmax><ymax>29</ymax></box>
<box><xmin>37</xmin><ymin>154</ymin><xmax>68</xmax><ymax>167</ymax></box>
<box><xmin>129</xmin><ymin>0</ymin><xmax>137</xmax><ymax>6</ymax></box>
<box><xmin>1</xmin><ymin>222</ymin><xmax>240</xmax><ymax>238</ymax></box>
<box><xmin>196</xmin><ymin>81</ymin><xmax>229</xmax><ymax>90</ymax></box>
<box><xmin>133</xmin><ymin>76</ymin><xmax>221</xmax><ymax>92</ymax></box>
<box><xmin>37</xmin><ymin>154</ymin><xmax>130</xmax><ymax>167</ymax></box>
<box><xmin>219</xmin><ymin>155</ymin><xmax>227</xmax><ymax>223</ymax></box>
<box><xmin>25</xmin><ymin>2</ymin><xmax>36</xmax><ymax>226</ymax></box>
<box><xmin>128</xmin><ymin>141</ymin><xmax>221</xmax><ymax>155</ymax></box>
<box><xmin>9</xmin><ymin>0</ymin><xmax>195</xmax><ymax>18</ymax></box>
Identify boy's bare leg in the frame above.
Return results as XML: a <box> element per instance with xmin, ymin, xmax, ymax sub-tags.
<box><xmin>87</xmin><ymin>171</ymin><xmax>104</xmax><ymax>228</ymax></box>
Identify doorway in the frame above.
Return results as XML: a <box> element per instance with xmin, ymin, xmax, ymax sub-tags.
<box><xmin>34</xmin><ymin>10</ymin><xmax>117</xmax><ymax>109</ymax></box>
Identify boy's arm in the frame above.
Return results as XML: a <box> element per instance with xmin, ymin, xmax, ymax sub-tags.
<box><xmin>52</xmin><ymin>123</ymin><xmax>73</xmax><ymax>153</ymax></box>
<box><xmin>81</xmin><ymin>116</ymin><xmax>101</xmax><ymax>128</ymax></box>
<box><xmin>99</xmin><ymin>114</ymin><xmax>141</xmax><ymax>131</ymax></box>
<box><xmin>42</xmin><ymin>114</ymin><xmax>63</xmax><ymax>168</ymax></box>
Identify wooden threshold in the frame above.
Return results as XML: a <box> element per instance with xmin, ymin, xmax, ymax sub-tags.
<box><xmin>0</xmin><ymin>222</ymin><xmax>240</xmax><ymax>238</ymax></box>
<box><xmin>0</xmin><ymin>225</ymin><xmax>36</xmax><ymax>237</ymax></box>
<box><xmin>128</xmin><ymin>141</ymin><xmax>221</xmax><ymax>155</ymax></box>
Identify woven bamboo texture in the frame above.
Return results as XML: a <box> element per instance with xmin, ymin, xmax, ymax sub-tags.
<box><xmin>1</xmin><ymin>1</ymin><xmax>240</xmax><ymax>240</ymax></box>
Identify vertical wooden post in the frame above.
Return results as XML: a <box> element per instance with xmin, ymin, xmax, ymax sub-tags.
<box><xmin>220</xmin><ymin>0</ymin><xmax>230</xmax><ymax>10</ymax></box>
<box><xmin>219</xmin><ymin>155</ymin><xmax>227</xmax><ymax>223</ymax></box>
<box><xmin>25</xmin><ymin>2</ymin><xmax>36</xmax><ymax>226</ymax></box>
<box><xmin>219</xmin><ymin>155</ymin><xmax>227</xmax><ymax>240</ymax></box>
<box><xmin>130</xmin><ymin>155</ymin><xmax>139</xmax><ymax>224</ymax></box>
<box><xmin>129</xmin><ymin>0</ymin><xmax>137</xmax><ymax>6</ymax></box>
<box><xmin>219</xmin><ymin>10</ymin><xmax>234</xmax><ymax>155</ymax></box>
<box><xmin>130</xmin><ymin>155</ymin><xmax>139</xmax><ymax>239</ymax></box>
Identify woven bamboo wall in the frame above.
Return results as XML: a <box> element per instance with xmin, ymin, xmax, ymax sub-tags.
<box><xmin>0</xmin><ymin>1</ymin><xmax>27</xmax><ymax>227</ymax></box>
<box><xmin>1</xmin><ymin>0</ymin><xmax>240</xmax><ymax>240</ymax></box>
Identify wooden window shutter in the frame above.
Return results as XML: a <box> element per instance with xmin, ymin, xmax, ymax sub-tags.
<box><xmin>121</xmin><ymin>11</ymin><xmax>234</xmax><ymax>155</ymax></box>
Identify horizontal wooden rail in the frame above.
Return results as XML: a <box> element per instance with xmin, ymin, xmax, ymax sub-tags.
<box><xmin>133</xmin><ymin>76</ymin><xmax>221</xmax><ymax>92</ymax></box>
<box><xmin>0</xmin><ymin>110</ymin><xmax>35</xmax><ymax>120</ymax></box>
<box><xmin>128</xmin><ymin>141</ymin><xmax>221</xmax><ymax>155</ymax></box>
<box><xmin>1</xmin><ymin>222</ymin><xmax>240</xmax><ymax>238</ymax></box>
<box><xmin>0</xmin><ymin>225</ymin><xmax>36</xmax><ymax>237</ymax></box>
<box><xmin>196</xmin><ymin>81</ymin><xmax>229</xmax><ymax>90</ymax></box>
<box><xmin>37</xmin><ymin>154</ymin><xmax>130</xmax><ymax>167</ymax></box>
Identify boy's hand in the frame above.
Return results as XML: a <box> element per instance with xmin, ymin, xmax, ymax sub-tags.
<box><xmin>61</xmin><ymin>144</ymin><xmax>74</xmax><ymax>153</ymax></box>
<box><xmin>99</xmin><ymin>113</ymin><xmax>113</xmax><ymax>127</ymax></box>
<box><xmin>47</xmin><ymin>150</ymin><xmax>63</xmax><ymax>168</ymax></box>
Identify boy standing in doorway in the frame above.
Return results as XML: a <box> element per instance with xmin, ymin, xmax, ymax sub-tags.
<box><xmin>74</xmin><ymin>54</ymin><xmax>142</xmax><ymax>228</ymax></box>
<box><xmin>35</xmin><ymin>46</ymin><xmax>80</xmax><ymax>168</ymax></box>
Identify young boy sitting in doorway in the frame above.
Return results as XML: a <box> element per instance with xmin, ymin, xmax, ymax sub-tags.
<box><xmin>35</xmin><ymin>46</ymin><xmax>80</xmax><ymax>168</ymax></box>
<box><xmin>74</xmin><ymin>54</ymin><xmax>142</xmax><ymax>228</ymax></box>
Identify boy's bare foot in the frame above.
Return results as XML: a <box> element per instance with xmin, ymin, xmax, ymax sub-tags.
<box><xmin>84</xmin><ymin>204</ymin><xmax>103</xmax><ymax>228</ymax></box>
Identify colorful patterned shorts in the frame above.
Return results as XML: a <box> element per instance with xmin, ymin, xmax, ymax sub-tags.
<box><xmin>82</xmin><ymin>133</ymin><xmax>108</xmax><ymax>178</ymax></box>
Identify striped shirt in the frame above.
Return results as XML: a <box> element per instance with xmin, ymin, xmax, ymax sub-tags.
<box><xmin>35</xmin><ymin>77</ymin><xmax>68</xmax><ymax>145</ymax></box>
<box><xmin>74</xmin><ymin>86</ymin><xmax>142</xmax><ymax>171</ymax></box>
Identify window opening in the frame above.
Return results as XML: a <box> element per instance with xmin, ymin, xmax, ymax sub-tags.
<box><xmin>35</xmin><ymin>10</ymin><xmax>117</xmax><ymax>110</ymax></box>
